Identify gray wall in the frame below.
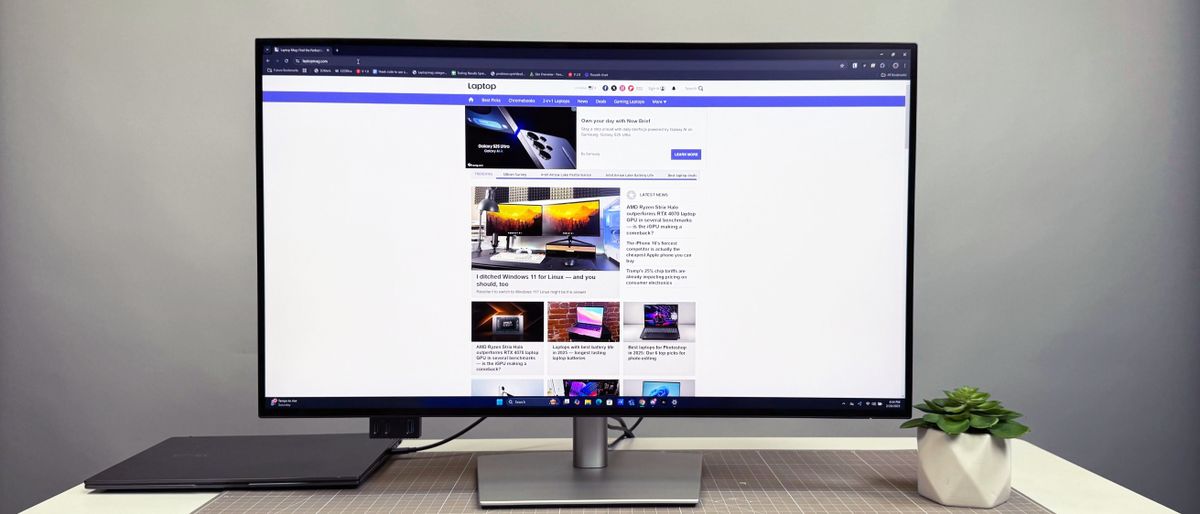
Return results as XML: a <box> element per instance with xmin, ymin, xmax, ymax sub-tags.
<box><xmin>1</xmin><ymin>1</ymin><xmax>1197</xmax><ymax>512</ymax></box>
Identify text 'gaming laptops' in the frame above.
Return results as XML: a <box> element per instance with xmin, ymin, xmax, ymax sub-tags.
<box><xmin>566</xmin><ymin>306</ymin><xmax>605</xmax><ymax>339</ymax></box>
<box><xmin>641</xmin><ymin>304</ymin><xmax>681</xmax><ymax>340</ymax></box>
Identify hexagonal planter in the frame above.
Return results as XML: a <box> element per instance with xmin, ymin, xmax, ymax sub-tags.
<box><xmin>917</xmin><ymin>427</ymin><xmax>1012</xmax><ymax>508</ymax></box>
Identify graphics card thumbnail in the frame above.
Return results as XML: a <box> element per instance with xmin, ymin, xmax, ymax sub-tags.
<box><xmin>471</xmin><ymin>301</ymin><xmax>545</xmax><ymax>342</ymax></box>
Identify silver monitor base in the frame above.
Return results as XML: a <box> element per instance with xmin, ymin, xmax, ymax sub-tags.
<box><xmin>477</xmin><ymin>450</ymin><xmax>702</xmax><ymax>507</ymax></box>
<box><xmin>476</xmin><ymin>417</ymin><xmax>702</xmax><ymax>507</ymax></box>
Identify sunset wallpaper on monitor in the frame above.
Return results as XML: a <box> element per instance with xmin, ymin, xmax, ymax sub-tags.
<box><xmin>545</xmin><ymin>200</ymin><xmax>601</xmax><ymax>236</ymax></box>
<box><xmin>486</xmin><ymin>204</ymin><xmax>543</xmax><ymax>236</ymax></box>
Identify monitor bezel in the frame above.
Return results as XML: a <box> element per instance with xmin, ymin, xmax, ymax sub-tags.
<box><xmin>258</xmin><ymin>38</ymin><xmax>916</xmax><ymax>419</ymax></box>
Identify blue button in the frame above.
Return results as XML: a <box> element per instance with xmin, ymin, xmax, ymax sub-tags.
<box><xmin>496</xmin><ymin>399</ymin><xmax>504</xmax><ymax>406</ymax></box>
<box><xmin>671</xmin><ymin>149</ymin><xmax>702</xmax><ymax>160</ymax></box>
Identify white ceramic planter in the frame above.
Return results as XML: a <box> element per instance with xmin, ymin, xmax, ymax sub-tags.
<box><xmin>916</xmin><ymin>427</ymin><xmax>1012</xmax><ymax>508</ymax></box>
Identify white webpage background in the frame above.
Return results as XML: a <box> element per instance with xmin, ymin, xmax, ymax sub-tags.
<box><xmin>264</xmin><ymin>77</ymin><xmax>908</xmax><ymax>399</ymax></box>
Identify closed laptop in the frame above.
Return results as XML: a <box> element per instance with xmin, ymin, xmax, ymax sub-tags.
<box><xmin>85</xmin><ymin>433</ymin><xmax>397</xmax><ymax>491</ymax></box>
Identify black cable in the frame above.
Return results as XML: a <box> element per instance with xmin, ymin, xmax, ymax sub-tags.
<box><xmin>607</xmin><ymin>417</ymin><xmax>632</xmax><ymax>435</ymax></box>
<box><xmin>627</xmin><ymin>417</ymin><xmax>644</xmax><ymax>433</ymax></box>
<box><xmin>390</xmin><ymin>415</ymin><xmax>640</xmax><ymax>454</ymax></box>
<box><xmin>390</xmin><ymin>417</ymin><xmax>487</xmax><ymax>454</ymax></box>
<box><xmin>607</xmin><ymin>416</ymin><xmax>644</xmax><ymax>448</ymax></box>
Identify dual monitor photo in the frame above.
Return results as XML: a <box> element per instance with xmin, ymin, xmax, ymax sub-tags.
<box><xmin>486</xmin><ymin>200</ymin><xmax>600</xmax><ymax>238</ymax></box>
<box><xmin>472</xmin><ymin>187</ymin><xmax>619</xmax><ymax>271</ymax></box>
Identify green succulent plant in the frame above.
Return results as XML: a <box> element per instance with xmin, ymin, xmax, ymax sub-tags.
<box><xmin>900</xmin><ymin>386</ymin><xmax>1029</xmax><ymax>438</ymax></box>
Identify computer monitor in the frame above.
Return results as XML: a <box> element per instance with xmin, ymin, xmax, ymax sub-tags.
<box><xmin>485</xmin><ymin>203</ymin><xmax>543</xmax><ymax>236</ymax></box>
<box><xmin>259</xmin><ymin>39</ymin><xmax>915</xmax><ymax>506</ymax></box>
<box><xmin>545</xmin><ymin>200</ymin><xmax>601</xmax><ymax>237</ymax></box>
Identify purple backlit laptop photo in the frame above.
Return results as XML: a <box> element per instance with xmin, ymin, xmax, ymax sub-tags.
<box><xmin>567</xmin><ymin>306</ymin><xmax>604</xmax><ymax>338</ymax></box>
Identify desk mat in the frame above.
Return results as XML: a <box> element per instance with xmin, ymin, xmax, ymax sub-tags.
<box><xmin>195</xmin><ymin>450</ymin><xmax>1051</xmax><ymax>513</ymax></box>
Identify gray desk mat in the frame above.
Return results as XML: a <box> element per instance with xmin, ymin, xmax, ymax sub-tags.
<box><xmin>195</xmin><ymin>450</ymin><xmax>1051</xmax><ymax>513</ymax></box>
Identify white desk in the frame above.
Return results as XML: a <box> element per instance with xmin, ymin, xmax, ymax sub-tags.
<box><xmin>26</xmin><ymin>437</ymin><xmax>1175</xmax><ymax>514</ymax></box>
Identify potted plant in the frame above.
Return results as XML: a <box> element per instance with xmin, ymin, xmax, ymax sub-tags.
<box><xmin>900</xmin><ymin>386</ymin><xmax>1030</xmax><ymax>508</ymax></box>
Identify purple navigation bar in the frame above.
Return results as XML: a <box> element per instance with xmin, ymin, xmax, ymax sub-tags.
<box><xmin>262</xmin><ymin>91</ymin><xmax>905</xmax><ymax>108</ymax></box>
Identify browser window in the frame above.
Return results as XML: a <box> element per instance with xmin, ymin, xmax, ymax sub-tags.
<box><xmin>261</xmin><ymin>44</ymin><xmax>911</xmax><ymax>410</ymax></box>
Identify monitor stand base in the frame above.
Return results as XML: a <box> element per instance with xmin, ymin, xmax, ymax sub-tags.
<box><xmin>476</xmin><ymin>417</ymin><xmax>702</xmax><ymax>507</ymax></box>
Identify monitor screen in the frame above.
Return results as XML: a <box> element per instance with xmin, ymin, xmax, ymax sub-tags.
<box><xmin>644</xmin><ymin>304</ymin><xmax>678</xmax><ymax>327</ymax></box>
<box><xmin>485</xmin><ymin>203</ymin><xmax>543</xmax><ymax>236</ymax></box>
<box><xmin>544</xmin><ymin>200</ymin><xmax>601</xmax><ymax>237</ymax></box>
<box><xmin>576</xmin><ymin>306</ymin><xmax>604</xmax><ymax>325</ymax></box>
<box><xmin>259</xmin><ymin>40</ymin><xmax>914</xmax><ymax>418</ymax></box>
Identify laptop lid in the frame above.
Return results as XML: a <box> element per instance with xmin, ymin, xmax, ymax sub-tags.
<box><xmin>85</xmin><ymin>434</ymin><xmax>397</xmax><ymax>490</ymax></box>
<box><xmin>643</xmin><ymin>381</ymin><xmax>682</xmax><ymax>396</ymax></box>
<box><xmin>643</xmin><ymin>304</ymin><xmax>679</xmax><ymax>327</ymax></box>
<box><xmin>576</xmin><ymin>306</ymin><xmax>604</xmax><ymax>325</ymax></box>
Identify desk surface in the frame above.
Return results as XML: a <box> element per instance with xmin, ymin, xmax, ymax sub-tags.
<box><xmin>470</xmin><ymin>250</ymin><xmax>620</xmax><ymax>271</ymax></box>
<box><xmin>27</xmin><ymin>437</ymin><xmax>1175</xmax><ymax>514</ymax></box>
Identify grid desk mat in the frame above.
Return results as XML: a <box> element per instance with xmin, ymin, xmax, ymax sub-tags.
<box><xmin>195</xmin><ymin>450</ymin><xmax>1051</xmax><ymax>513</ymax></box>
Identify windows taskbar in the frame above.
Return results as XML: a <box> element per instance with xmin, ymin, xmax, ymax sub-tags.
<box><xmin>263</xmin><ymin>396</ymin><xmax>907</xmax><ymax>413</ymax></box>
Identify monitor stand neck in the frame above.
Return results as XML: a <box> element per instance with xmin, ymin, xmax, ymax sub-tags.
<box><xmin>572</xmin><ymin>416</ymin><xmax>609</xmax><ymax>468</ymax></box>
<box><xmin>475</xmin><ymin>417</ymin><xmax>702</xmax><ymax>507</ymax></box>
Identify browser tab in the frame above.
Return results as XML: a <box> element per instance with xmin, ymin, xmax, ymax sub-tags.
<box><xmin>270</xmin><ymin>45</ymin><xmax>332</xmax><ymax>55</ymax></box>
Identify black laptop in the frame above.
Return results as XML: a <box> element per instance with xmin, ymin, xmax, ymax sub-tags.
<box><xmin>85</xmin><ymin>433</ymin><xmax>398</xmax><ymax>491</ymax></box>
<box><xmin>640</xmin><ymin>304</ymin><xmax>681</xmax><ymax>340</ymax></box>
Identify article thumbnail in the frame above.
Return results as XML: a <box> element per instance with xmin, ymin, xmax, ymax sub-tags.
<box><xmin>471</xmin><ymin>301</ymin><xmax>545</xmax><ymax>342</ymax></box>
<box><xmin>546</xmin><ymin>379</ymin><xmax>620</xmax><ymax>397</ymax></box>
<box><xmin>622</xmin><ymin>301</ymin><xmax>696</xmax><ymax>342</ymax></box>
<box><xmin>623</xmin><ymin>379</ymin><xmax>696</xmax><ymax>397</ymax></box>
<box><xmin>465</xmin><ymin>106</ymin><xmax>577</xmax><ymax>169</ymax></box>
<box><xmin>548</xmin><ymin>301</ymin><xmax>620</xmax><ymax>342</ymax></box>
<box><xmin>470</xmin><ymin>187</ymin><xmax>622</xmax><ymax>272</ymax></box>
